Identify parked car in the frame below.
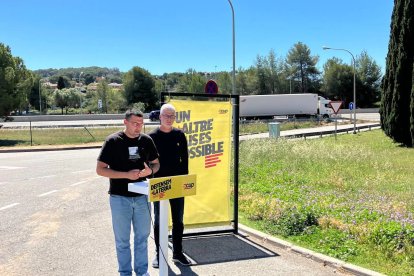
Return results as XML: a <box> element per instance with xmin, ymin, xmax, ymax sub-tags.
<box><xmin>149</xmin><ymin>110</ymin><xmax>160</xmax><ymax>121</ymax></box>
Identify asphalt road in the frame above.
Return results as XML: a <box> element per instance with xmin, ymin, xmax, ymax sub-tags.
<box><xmin>0</xmin><ymin>149</ymin><xmax>351</xmax><ymax>276</ymax></box>
<box><xmin>0</xmin><ymin>111</ymin><xmax>380</xmax><ymax>129</ymax></box>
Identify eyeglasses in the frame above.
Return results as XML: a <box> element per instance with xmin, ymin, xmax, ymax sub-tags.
<box><xmin>161</xmin><ymin>114</ymin><xmax>176</xmax><ymax>120</ymax></box>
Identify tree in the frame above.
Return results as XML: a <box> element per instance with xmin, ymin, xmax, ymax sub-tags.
<box><xmin>356</xmin><ymin>51</ymin><xmax>382</xmax><ymax>107</ymax></box>
<box><xmin>96</xmin><ymin>79</ymin><xmax>109</xmax><ymax>113</ymax></box>
<box><xmin>286</xmin><ymin>42</ymin><xmax>320</xmax><ymax>93</ymax></box>
<box><xmin>123</xmin><ymin>66</ymin><xmax>157</xmax><ymax>111</ymax></box>
<box><xmin>255</xmin><ymin>55</ymin><xmax>270</xmax><ymax>94</ymax></box>
<box><xmin>322</xmin><ymin>51</ymin><xmax>381</xmax><ymax>107</ymax></box>
<box><xmin>234</xmin><ymin>66</ymin><xmax>257</xmax><ymax>95</ymax></box>
<box><xmin>58</xmin><ymin>76</ymin><xmax>66</xmax><ymax>90</ymax></box>
<box><xmin>381</xmin><ymin>0</ymin><xmax>414</xmax><ymax>147</ymax></box>
<box><xmin>217</xmin><ymin>71</ymin><xmax>232</xmax><ymax>94</ymax></box>
<box><xmin>53</xmin><ymin>88</ymin><xmax>79</xmax><ymax>114</ymax></box>
<box><xmin>322</xmin><ymin>58</ymin><xmax>354</xmax><ymax>103</ymax></box>
<box><xmin>176</xmin><ymin>69</ymin><xmax>205</xmax><ymax>94</ymax></box>
<box><xmin>0</xmin><ymin>43</ymin><xmax>33</xmax><ymax>117</ymax></box>
<box><xmin>83</xmin><ymin>73</ymin><xmax>95</xmax><ymax>85</ymax></box>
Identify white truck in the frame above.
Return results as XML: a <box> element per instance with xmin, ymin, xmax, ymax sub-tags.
<box><xmin>239</xmin><ymin>93</ymin><xmax>333</xmax><ymax>119</ymax></box>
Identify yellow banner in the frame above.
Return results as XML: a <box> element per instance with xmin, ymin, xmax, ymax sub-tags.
<box><xmin>149</xmin><ymin>174</ymin><xmax>197</xmax><ymax>202</ymax></box>
<box><xmin>171</xmin><ymin>99</ymin><xmax>232</xmax><ymax>227</ymax></box>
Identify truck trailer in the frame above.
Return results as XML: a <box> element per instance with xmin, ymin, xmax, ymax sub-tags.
<box><xmin>239</xmin><ymin>93</ymin><xmax>333</xmax><ymax>119</ymax></box>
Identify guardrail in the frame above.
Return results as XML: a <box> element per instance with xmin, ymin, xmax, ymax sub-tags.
<box><xmin>282</xmin><ymin>123</ymin><xmax>381</xmax><ymax>139</ymax></box>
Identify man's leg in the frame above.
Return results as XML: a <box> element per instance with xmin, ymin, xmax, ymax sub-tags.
<box><xmin>170</xmin><ymin>197</ymin><xmax>191</xmax><ymax>265</ymax></box>
<box><xmin>169</xmin><ymin>197</ymin><xmax>184</xmax><ymax>255</ymax></box>
<box><xmin>110</xmin><ymin>195</ymin><xmax>133</xmax><ymax>276</ymax></box>
<box><xmin>152</xmin><ymin>201</ymin><xmax>160</xmax><ymax>268</ymax></box>
<box><xmin>132</xmin><ymin>195</ymin><xmax>151</xmax><ymax>275</ymax></box>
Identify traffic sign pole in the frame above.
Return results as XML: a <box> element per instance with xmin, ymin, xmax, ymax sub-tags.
<box><xmin>329</xmin><ymin>101</ymin><xmax>343</xmax><ymax>141</ymax></box>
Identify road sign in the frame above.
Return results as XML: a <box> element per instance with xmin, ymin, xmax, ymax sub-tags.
<box><xmin>329</xmin><ymin>101</ymin><xmax>343</xmax><ymax>114</ymax></box>
<box><xmin>205</xmin><ymin>79</ymin><xmax>218</xmax><ymax>94</ymax></box>
<box><xmin>349</xmin><ymin>102</ymin><xmax>354</xmax><ymax>110</ymax></box>
<box><xmin>98</xmin><ymin>99</ymin><xmax>102</xmax><ymax>109</ymax></box>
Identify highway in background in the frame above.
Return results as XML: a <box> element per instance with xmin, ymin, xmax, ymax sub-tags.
<box><xmin>0</xmin><ymin>109</ymin><xmax>379</xmax><ymax>129</ymax></box>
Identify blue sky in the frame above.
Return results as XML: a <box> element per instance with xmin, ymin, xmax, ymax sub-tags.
<box><xmin>1</xmin><ymin>1</ymin><xmax>393</xmax><ymax>75</ymax></box>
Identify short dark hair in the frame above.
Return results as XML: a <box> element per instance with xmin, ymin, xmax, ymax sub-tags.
<box><xmin>125</xmin><ymin>109</ymin><xmax>144</xmax><ymax>120</ymax></box>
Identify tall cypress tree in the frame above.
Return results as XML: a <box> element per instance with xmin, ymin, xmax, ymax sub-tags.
<box><xmin>381</xmin><ymin>0</ymin><xmax>414</xmax><ymax>147</ymax></box>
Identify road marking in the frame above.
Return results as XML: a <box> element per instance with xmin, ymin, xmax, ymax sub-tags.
<box><xmin>71</xmin><ymin>169</ymin><xmax>93</xmax><ymax>174</ymax></box>
<box><xmin>0</xmin><ymin>166</ymin><xmax>25</xmax><ymax>170</ymax></box>
<box><xmin>28</xmin><ymin>175</ymin><xmax>57</xmax><ymax>180</ymax></box>
<box><xmin>38</xmin><ymin>190</ymin><xmax>59</xmax><ymax>197</ymax></box>
<box><xmin>69</xmin><ymin>175</ymin><xmax>102</xmax><ymax>186</ymax></box>
<box><xmin>70</xmin><ymin>181</ymin><xmax>87</xmax><ymax>186</ymax></box>
<box><xmin>0</xmin><ymin>203</ymin><xmax>20</xmax><ymax>211</ymax></box>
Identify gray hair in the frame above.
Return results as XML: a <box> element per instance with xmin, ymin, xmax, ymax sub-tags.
<box><xmin>160</xmin><ymin>103</ymin><xmax>176</xmax><ymax>114</ymax></box>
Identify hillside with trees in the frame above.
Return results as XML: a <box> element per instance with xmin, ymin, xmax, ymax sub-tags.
<box><xmin>1</xmin><ymin>40</ymin><xmax>384</xmax><ymax>118</ymax></box>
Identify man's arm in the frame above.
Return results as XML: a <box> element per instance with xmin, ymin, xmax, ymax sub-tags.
<box><xmin>96</xmin><ymin>161</ymin><xmax>141</xmax><ymax>180</ymax></box>
<box><xmin>147</xmin><ymin>158</ymin><xmax>160</xmax><ymax>177</ymax></box>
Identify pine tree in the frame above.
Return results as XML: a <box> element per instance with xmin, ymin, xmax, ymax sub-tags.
<box><xmin>57</xmin><ymin>76</ymin><xmax>66</xmax><ymax>90</ymax></box>
<box><xmin>380</xmin><ymin>0</ymin><xmax>414</xmax><ymax>147</ymax></box>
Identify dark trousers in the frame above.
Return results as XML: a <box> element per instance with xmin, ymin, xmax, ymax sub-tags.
<box><xmin>153</xmin><ymin>197</ymin><xmax>184</xmax><ymax>256</ymax></box>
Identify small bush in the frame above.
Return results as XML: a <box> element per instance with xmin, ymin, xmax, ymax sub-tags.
<box><xmin>275</xmin><ymin>207</ymin><xmax>318</xmax><ymax>236</ymax></box>
<box><xmin>369</xmin><ymin>221</ymin><xmax>414</xmax><ymax>252</ymax></box>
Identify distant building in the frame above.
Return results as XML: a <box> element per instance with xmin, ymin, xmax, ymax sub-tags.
<box><xmin>44</xmin><ymin>82</ymin><xmax>58</xmax><ymax>89</ymax></box>
<box><xmin>108</xmin><ymin>83</ymin><xmax>123</xmax><ymax>90</ymax></box>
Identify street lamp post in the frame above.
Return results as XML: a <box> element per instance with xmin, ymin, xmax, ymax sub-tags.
<box><xmin>38</xmin><ymin>79</ymin><xmax>42</xmax><ymax>114</ymax></box>
<box><xmin>227</xmin><ymin>0</ymin><xmax>236</xmax><ymax>96</ymax></box>
<box><xmin>78</xmin><ymin>72</ymin><xmax>83</xmax><ymax>114</ymax></box>
<box><xmin>227</xmin><ymin>0</ymin><xmax>239</xmax><ymax>234</ymax></box>
<box><xmin>322</xmin><ymin>46</ymin><xmax>357</xmax><ymax>134</ymax></box>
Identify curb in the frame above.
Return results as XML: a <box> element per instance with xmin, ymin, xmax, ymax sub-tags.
<box><xmin>0</xmin><ymin>145</ymin><xmax>101</xmax><ymax>153</ymax></box>
<box><xmin>238</xmin><ymin>224</ymin><xmax>386</xmax><ymax>276</ymax></box>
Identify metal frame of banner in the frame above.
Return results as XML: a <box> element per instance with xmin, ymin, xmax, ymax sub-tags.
<box><xmin>161</xmin><ymin>92</ymin><xmax>240</xmax><ymax>237</ymax></box>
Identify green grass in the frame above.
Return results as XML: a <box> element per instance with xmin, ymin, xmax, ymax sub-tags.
<box><xmin>0</xmin><ymin>125</ymin><xmax>157</xmax><ymax>147</ymax></box>
<box><xmin>238</xmin><ymin>130</ymin><xmax>414</xmax><ymax>276</ymax></box>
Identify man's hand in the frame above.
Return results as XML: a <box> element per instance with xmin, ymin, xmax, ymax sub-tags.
<box><xmin>126</xmin><ymin>169</ymin><xmax>141</xmax><ymax>180</ymax></box>
<box><xmin>137</xmin><ymin>162</ymin><xmax>152</xmax><ymax>178</ymax></box>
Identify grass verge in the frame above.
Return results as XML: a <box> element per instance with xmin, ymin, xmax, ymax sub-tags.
<box><xmin>238</xmin><ymin>130</ymin><xmax>414</xmax><ymax>275</ymax></box>
<box><xmin>0</xmin><ymin>125</ymin><xmax>157</xmax><ymax>147</ymax></box>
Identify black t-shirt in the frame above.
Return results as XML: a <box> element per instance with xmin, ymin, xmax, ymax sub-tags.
<box><xmin>149</xmin><ymin>127</ymin><xmax>188</xmax><ymax>177</ymax></box>
<box><xmin>97</xmin><ymin>131</ymin><xmax>159</xmax><ymax>197</ymax></box>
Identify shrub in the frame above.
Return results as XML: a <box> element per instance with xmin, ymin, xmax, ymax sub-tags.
<box><xmin>275</xmin><ymin>207</ymin><xmax>318</xmax><ymax>236</ymax></box>
<box><xmin>369</xmin><ymin>221</ymin><xmax>414</xmax><ymax>252</ymax></box>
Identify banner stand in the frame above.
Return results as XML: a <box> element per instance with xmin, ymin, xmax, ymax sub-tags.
<box><xmin>161</xmin><ymin>92</ymin><xmax>240</xmax><ymax>237</ymax></box>
<box><xmin>159</xmin><ymin>200</ymin><xmax>168</xmax><ymax>275</ymax></box>
<box><xmin>129</xmin><ymin>174</ymin><xmax>197</xmax><ymax>276</ymax></box>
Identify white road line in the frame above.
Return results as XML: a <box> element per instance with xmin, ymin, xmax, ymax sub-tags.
<box><xmin>0</xmin><ymin>203</ymin><xmax>20</xmax><ymax>211</ymax></box>
<box><xmin>71</xmin><ymin>170</ymin><xmax>93</xmax><ymax>174</ymax></box>
<box><xmin>0</xmin><ymin>166</ymin><xmax>25</xmax><ymax>170</ymax></box>
<box><xmin>28</xmin><ymin>175</ymin><xmax>57</xmax><ymax>180</ymax></box>
<box><xmin>69</xmin><ymin>175</ymin><xmax>102</xmax><ymax>186</ymax></box>
<box><xmin>70</xmin><ymin>181</ymin><xmax>87</xmax><ymax>186</ymax></box>
<box><xmin>38</xmin><ymin>190</ymin><xmax>59</xmax><ymax>197</ymax></box>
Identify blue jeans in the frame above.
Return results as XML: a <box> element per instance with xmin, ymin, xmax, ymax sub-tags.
<box><xmin>110</xmin><ymin>195</ymin><xmax>151</xmax><ymax>276</ymax></box>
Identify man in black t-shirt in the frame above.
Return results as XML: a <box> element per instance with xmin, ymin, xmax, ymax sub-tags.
<box><xmin>149</xmin><ymin>103</ymin><xmax>191</xmax><ymax>268</ymax></box>
<box><xmin>97</xmin><ymin>109</ymin><xmax>160</xmax><ymax>276</ymax></box>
